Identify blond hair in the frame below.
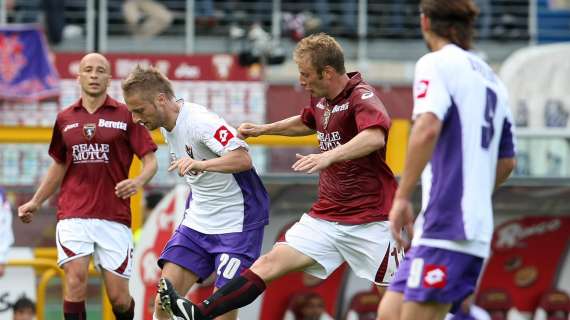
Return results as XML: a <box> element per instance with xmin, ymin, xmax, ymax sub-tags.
<box><xmin>293</xmin><ymin>33</ymin><xmax>346</xmax><ymax>75</ymax></box>
<box><xmin>121</xmin><ymin>65</ymin><xmax>175</xmax><ymax>101</ymax></box>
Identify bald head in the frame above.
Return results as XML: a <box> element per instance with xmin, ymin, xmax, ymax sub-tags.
<box><xmin>80</xmin><ymin>53</ymin><xmax>111</xmax><ymax>72</ymax></box>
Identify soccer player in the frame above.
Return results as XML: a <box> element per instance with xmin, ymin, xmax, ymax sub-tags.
<box><xmin>18</xmin><ymin>53</ymin><xmax>158</xmax><ymax>320</ymax></box>
<box><xmin>121</xmin><ymin>66</ymin><xmax>270</xmax><ymax>320</ymax></box>
<box><xmin>377</xmin><ymin>1</ymin><xmax>517</xmax><ymax>320</ymax></box>
<box><xmin>156</xmin><ymin>32</ymin><xmax>402</xmax><ymax>320</ymax></box>
<box><xmin>0</xmin><ymin>187</ymin><xmax>14</xmax><ymax>278</ymax></box>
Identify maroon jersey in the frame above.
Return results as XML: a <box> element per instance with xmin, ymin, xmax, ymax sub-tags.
<box><xmin>300</xmin><ymin>72</ymin><xmax>397</xmax><ymax>224</ymax></box>
<box><xmin>49</xmin><ymin>96</ymin><xmax>157</xmax><ymax>227</ymax></box>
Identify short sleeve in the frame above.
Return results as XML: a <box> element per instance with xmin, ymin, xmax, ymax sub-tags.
<box><xmin>498</xmin><ymin>110</ymin><xmax>516</xmax><ymax>158</ymax></box>
<box><xmin>300</xmin><ymin>105</ymin><xmax>317</xmax><ymax>130</ymax></box>
<box><xmin>412</xmin><ymin>55</ymin><xmax>452</xmax><ymax>120</ymax></box>
<box><xmin>128</xmin><ymin>121</ymin><xmax>158</xmax><ymax>158</ymax></box>
<box><xmin>48</xmin><ymin>117</ymin><xmax>67</xmax><ymax>163</ymax></box>
<box><xmin>197</xmin><ymin>114</ymin><xmax>249</xmax><ymax>157</ymax></box>
<box><xmin>353</xmin><ymin>89</ymin><xmax>391</xmax><ymax>132</ymax></box>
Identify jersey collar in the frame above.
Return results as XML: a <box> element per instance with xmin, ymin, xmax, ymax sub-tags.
<box><xmin>70</xmin><ymin>95</ymin><xmax>121</xmax><ymax>110</ymax></box>
<box><xmin>327</xmin><ymin>72</ymin><xmax>363</xmax><ymax>105</ymax></box>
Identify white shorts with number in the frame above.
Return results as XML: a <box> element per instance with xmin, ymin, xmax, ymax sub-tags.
<box><xmin>279</xmin><ymin>214</ymin><xmax>404</xmax><ymax>286</ymax></box>
<box><xmin>56</xmin><ymin>218</ymin><xmax>134</xmax><ymax>278</ymax></box>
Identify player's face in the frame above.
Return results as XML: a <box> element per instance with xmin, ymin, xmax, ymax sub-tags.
<box><xmin>296</xmin><ymin>56</ymin><xmax>328</xmax><ymax>98</ymax></box>
<box><xmin>124</xmin><ymin>93</ymin><xmax>163</xmax><ymax>130</ymax></box>
<box><xmin>77</xmin><ymin>54</ymin><xmax>111</xmax><ymax>98</ymax></box>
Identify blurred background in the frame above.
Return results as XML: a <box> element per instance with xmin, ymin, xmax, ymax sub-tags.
<box><xmin>0</xmin><ymin>0</ymin><xmax>570</xmax><ymax>319</ymax></box>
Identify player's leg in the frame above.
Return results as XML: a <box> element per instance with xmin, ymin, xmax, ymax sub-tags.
<box><xmin>155</xmin><ymin>262</ymin><xmax>199</xmax><ymax>320</ymax></box>
<box><xmin>89</xmin><ymin>219</ymin><xmax>136</xmax><ymax>319</ymax></box>
<box><xmin>159</xmin><ymin>244</ymin><xmax>316</xmax><ymax>320</ymax></box>
<box><xmin>62</xmin><ymin>256</ymin><xmax>91</xmax><ymax>320</ymax></box>
<box><xmin>377</xmin><ymin>290</ymin><xmax>404</xmax><ymax>320</ymax></box>
<box><xmin>159</xmin><ymin>214</ymin><xmax>345</xmax><ymax>320</ymax></box>
<box><xmin>100</xmin><ymin>270</ymin><xmax>136</xmax><ymax>319</ymax></box>
<box><xmin>56</xmin><ymin>219</ymin><xmax>95</xmax><ymax>320</ymax></box>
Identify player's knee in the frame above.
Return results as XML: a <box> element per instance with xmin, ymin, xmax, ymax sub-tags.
<box><xmin>65</xmin><ymin>270</ymin><xmax>88</xmax><ymax>296</ymax></box>
<box><xmin>250</xmin><ymin>253</ymin><xmax>278</xmax><ymax>280</ymax></box>
<box><xmin>108</xmin><ymin>292</ymin><xmax>132</xmax><ymax>311</ymax></box>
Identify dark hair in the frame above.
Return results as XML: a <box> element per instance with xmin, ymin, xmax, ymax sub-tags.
<box><xmin>293</xmin><ymin>33</ymin><xmax>346</xmax><ymax>75</ymax></box>
<box><xmin>420</xmin><ymin>0</ymin><xmax>479</xmax><ymax>50</ymax></box>
<box><xmin>13</xmin><ymin>296</ymin><xmax>35</xmax><ymax>313</ymax></box>
<box><xmin>121</xmin><ymin>65</ymin><xmax>175</xmax><ymax>101</ymax></box>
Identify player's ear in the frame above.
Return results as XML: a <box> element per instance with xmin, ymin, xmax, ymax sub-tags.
<box><xmin>420</xmin><ymin>13</ymin><xmax>430</xmax><ymax>33</ymax></box>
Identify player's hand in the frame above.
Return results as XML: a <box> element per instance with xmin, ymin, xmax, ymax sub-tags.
<box><xmin>115</xmin><ymin>178</ymin><xmax>141</xmax><ymax>199</ymax></box>
<box><xmin>389</xmin><ymin>197</ymin><xmax>414</xmax><ymax>250</ymax></box>
<box><xmin>18</xmin><ymin>200</ymin><xmax>39</xmax><ymax>224</ymax></box>
<box><xmin>292</xmin><ymin>152</ymin><xmax>333</xmax><ymax>174</ymax></box>
<box><xmin>168</xmin><ymin>157</ymin><xmax>204</xmax><ymax>176</ymax></box>
<box><xmin>237</xmin><ymin>123</ymin><xmax>263</xmax><ymax>139</ymax></box>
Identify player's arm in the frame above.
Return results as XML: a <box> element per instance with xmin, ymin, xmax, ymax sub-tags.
<box><xmin>495</xmin><ymin>158</ymin><xmax>516</xmax><ymax>189</ymax></box>
<box><xmin>389</xmin><ymin>112</ymin><xmax>442</xmax><ymax>247</ymax></box>
<box><xmin>172</xmin><ymin>148</ymin><xmax>252</xmax><ymax>175</ymax></box>
<box><xmin>396</xmin><ymin>112</ymin><xmax>441</xmax><ymax>200</ymax></box>
<box><xmin>291</xmin><ymin>127</ymin><xmax>385</xmax><ymax>173</ymax></box>
<box><xmin>115</xmin><ymin>152</ymin><xmax>158</xmax><ymax>199</ymax></box>
<box><xmin>238</xmin><ymin>115</ymin><xmax>315</xmax><ymax>138</ymax></box>
<box><xmin>18</xmin><ymin>161</ymin><xmax>66</xmax><ymax>223</ymax></box>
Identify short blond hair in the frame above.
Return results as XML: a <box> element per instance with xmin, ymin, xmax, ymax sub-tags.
<box><xmin>121</xmin><ymin>65</ymin><xmax>175</xmax><ymax>101</ymax></box>
<box><xmin>293</xmin><ymin>33</ymin><xmax>346</xmax><ymax>75</ymax></box>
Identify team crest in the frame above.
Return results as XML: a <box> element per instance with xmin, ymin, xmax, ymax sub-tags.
<box><xmin>83</xmin><ymin>123</ymin><xmax>96</xmax><ymax>140</ymax></box>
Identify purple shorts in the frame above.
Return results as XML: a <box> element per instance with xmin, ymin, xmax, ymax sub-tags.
<box><xmin>389</xmin><ymin>245</ymin><xmax>483</xmax><ymax>313</ymax></box>
<box><xmin>158</xmin><ymin>225</ymin><xmax>264</xmax><ymax>288</ymax></box>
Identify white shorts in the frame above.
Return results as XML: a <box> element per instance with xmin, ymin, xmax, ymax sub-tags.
<box><xmin>280</xmin><ymin>214</ymin><xmax>404</xmax><ymax>286</ymax></box>
<box><xmin>56</xmin><ymin>218</ymin><xmax>134</xmax><ymax>279</ymax></box>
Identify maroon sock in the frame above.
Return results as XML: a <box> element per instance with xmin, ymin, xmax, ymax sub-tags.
<box><xmin>64</xmin><ymin>300</ymin><xmax>86</xmax><ymax>320</ymax></box>
<box><xmin>198</xmin><ymin>269</ymin><xmax>266</xmax><ymax>318</ymax></box>
<box><xmin>113</xmin><ymin>299</ymin><xmax>135</xmax><ymax>320</ymax></box>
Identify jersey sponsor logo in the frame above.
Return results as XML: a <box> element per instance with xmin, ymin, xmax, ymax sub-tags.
<box><xmin>214</xmin><ymin>126</ymin><xmax>234</xmax><ymax>146</ymax></box>
<box><xmin>63</xmin><ymin>123</ymin><xmax>79</xmax><ymax>132</ymax></box>
<box><xmin>422</xmin><ymin>264</ymin><xmax>447</xmax><ymax>288</ymax></box>
<box><xmin>416</xmin><ymin>79</ymin><xmax>430</xmax><ymax>99</ymax></box>
<box><xmin>83</xmin><ymin>123</ymin><xmax>96</xmax><ymax>140</ymax></box>
<box><xmin>361</xmin><ymin>91</ymin><xmax>374</xmax><ymax>100</ymax></box>
<box><xmin>98</xmin><ymin>119</ymin><xmax>127</xmax><ymax>131</ymax></box>
<box><xmin>317</xmin><ymin>131</ymin><xmax>342</xmax><ymax>151</ymax></box>
<box><xmin>71</xmin><ymin>143</ymin><xmax>110</xmax><ymax>163</ymax></box>
<box><xmin>332</xmin><ymin>102</ymin><xmax>349</xmax><ymax>113</ymax></box>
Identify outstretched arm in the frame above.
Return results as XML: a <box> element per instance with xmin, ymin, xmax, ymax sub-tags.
<box><xmin>292</xmin><ymin>127</ymin><xmax>386</xmax><ymax>173</ymax></box>
<box><xmin>238</xmin><ymin>116</ymin><xmax>315</xmax><ymax>138</ymax></box>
